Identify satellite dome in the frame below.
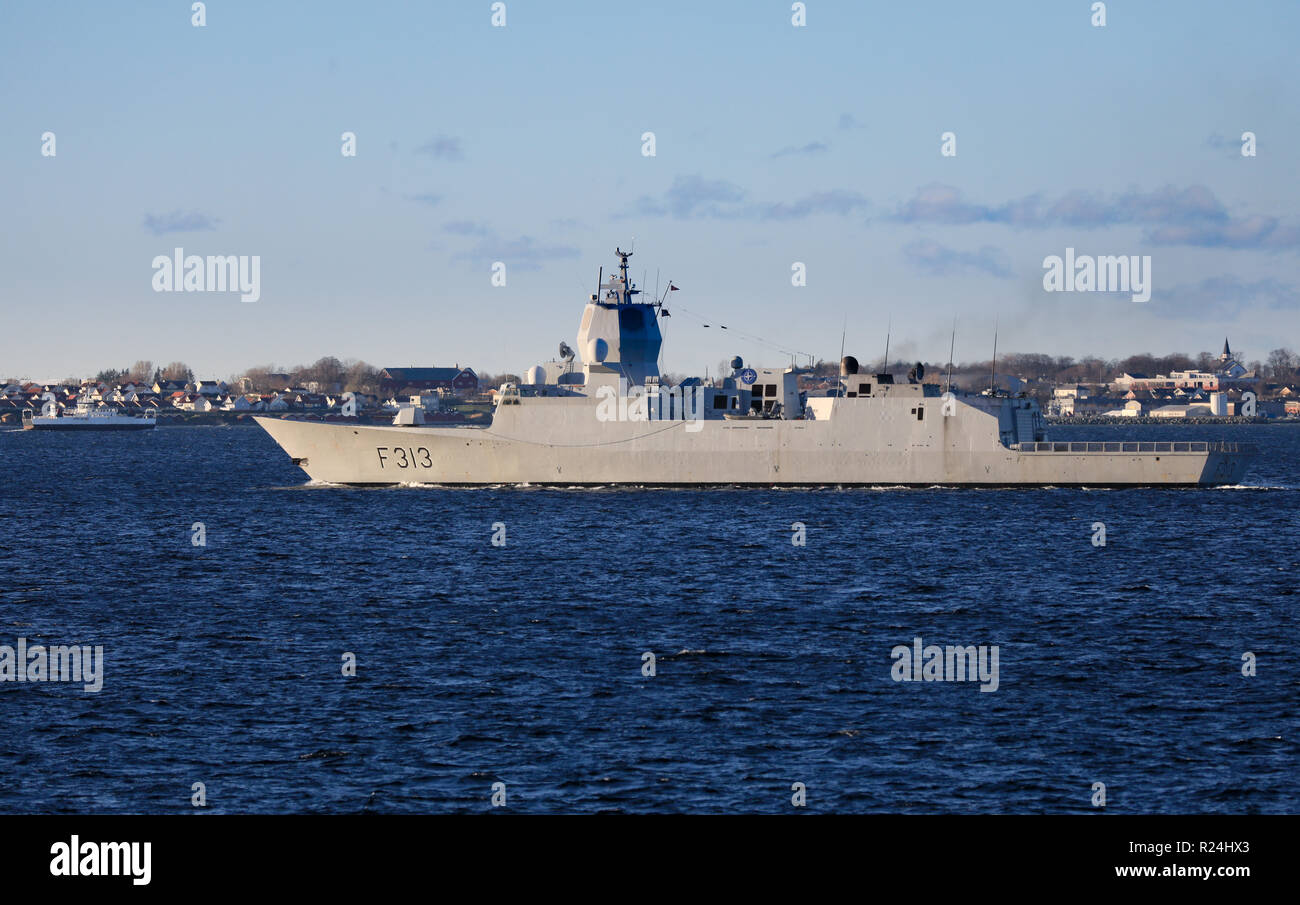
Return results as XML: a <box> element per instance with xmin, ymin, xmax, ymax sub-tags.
<box><xmin>525</xmin><ymin>365</ymin><xmax>545</xmax><ymax>385</ymax></box>
<box><xmin>587</xmin><ymin>337</ymin><xmax>609</xmax><ymax>363</ymax></box>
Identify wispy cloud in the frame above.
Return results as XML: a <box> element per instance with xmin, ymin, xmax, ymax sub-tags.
<box><xmin>444</xmin><ymin>222</ymin><xmax>579</xmax><ymax>270</ymax></box>
<box><xmin>1204</xmin><ymin>131</ymin><xmax>1249</xmax><ymax>159</ymax></box>
<box><xmin>633</xmin><ymin>175</ymin><xmax>746</xmax><ymax>218</ymax></box>
<box><xmin>405</xmin><ymin>192</ymin><xmax>443</xmax><ymax>207</ymax></box>
<box><xmin>771</xmin><ymin>141</ymin><xmax>829</xmax><ymax>159</ymax></box>
<box><xmin>1148</xmin><ymin>217</ymin><xmax>1300</xmax><ymax>250</ymax></box>
<box><xmin>414</xmin><ymin>135</ymin><xmax>464</xmax><ymax>160</ymax></box>
<box><xmin>755</xmin><ymin>190</ymin><xmax>869</xmax><ymax>220</ymax></box>
<box><xmin>889</xmin><ymin>183</ymin><xmax>1299</xmax><ymax>251</ymax></box>
<box><xmin>142</xmin><ymin>210</ymin><xmax>220</xmax><ymax>235</ymax></box>
<box><xmin>631</xmin><ymin>174</ymin><xmax>867</xmax><ymax>221</ymax></box>
<box><xmin>1165</xmin><ymin>275</ymin><xmax>1299</xmax><ymax>315</ymax></box>
<box><xmin>454</xmin><ymin>235</ymin><xmax>580</xmax><ymax>271</ymax></box>
<box><xmin>893</xmin><ymin>184</ymin><xmax>1002</xmax><ymax>225</ymax></box>
<box><xmin>903</xmin><ymin>239</ymin><xmax>1013</xmax><ymax>278</ymax></box>
<box><xmin>443</xmin><ymin>220</ymin><xmax>493</xmax><ymax>237</ymax></box>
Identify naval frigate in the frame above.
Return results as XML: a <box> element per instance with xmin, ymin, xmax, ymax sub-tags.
<box><xmin>255</xmin><ymin>248</ymin><xmax>1253</xmax><ymax>486</ymax></box>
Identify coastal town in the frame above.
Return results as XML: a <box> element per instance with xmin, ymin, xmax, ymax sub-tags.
<box><xmin>0</xmin><ymin>362</ymin><xmax>486</xmax><ymax>426</ymax></box>
<box><xmin>3</xmin><ymin>339</ymin><xmax>1298</xmax><ymax>427</ymax></box>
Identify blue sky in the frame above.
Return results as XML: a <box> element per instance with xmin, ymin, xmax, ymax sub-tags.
<box><xmin>2</xmin><ymin>0</ymin><xmax>1297</xmax><ymax>380</ymax></box>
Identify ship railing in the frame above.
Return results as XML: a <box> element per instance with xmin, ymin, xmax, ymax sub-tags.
<box><xmin>1016</xmin><ymin>441</ymin><xmax>1253</xmax><ymax>454</ymax></box>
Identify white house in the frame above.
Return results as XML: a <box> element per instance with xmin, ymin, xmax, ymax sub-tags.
<box><xmin>227</xmin><ymin>395</ymin><xmax>264</xmax><ymax>412</ymax></box>
<box><xmin>195</xmin><ymin>380</ymin><xmax>227</xmax><ymax>397</ymax></box>
<box><xmin>1103</xmin><ymin>400</ymin><xmax>1143</xmax><ymax>417</ymax></box>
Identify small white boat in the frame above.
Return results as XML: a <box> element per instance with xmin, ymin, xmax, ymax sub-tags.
<box><xmin>22</xmin><ymin>393</ymin><xmax>156</xmax><ymax>431</ymax></box>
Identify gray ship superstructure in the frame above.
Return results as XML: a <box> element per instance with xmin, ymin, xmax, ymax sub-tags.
<box><xmin>256</xmin><ymin>248</ymin><xmax>1252</xmax><ymax>486</ymax></box>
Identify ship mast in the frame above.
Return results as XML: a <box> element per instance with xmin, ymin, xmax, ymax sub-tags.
<box><xmin>613</xmin><ymin>247</ymin><xmax>639</xmax><ymax>304</ymax></box>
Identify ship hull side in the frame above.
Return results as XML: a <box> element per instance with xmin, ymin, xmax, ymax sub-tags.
<box><xmin>254</xmin><ymin>416</ymin><xmax>1250</xmax><ymax>486</ymax></box>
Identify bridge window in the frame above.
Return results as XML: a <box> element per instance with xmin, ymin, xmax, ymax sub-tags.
<box><xmin>859</xmin><ymin>383</ymin><xmax>870</xmax><ymax>395</ymax></box>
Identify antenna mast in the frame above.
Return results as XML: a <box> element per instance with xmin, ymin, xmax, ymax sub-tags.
<box><xmin>882</xmin><ymin>316</ymin><xmax>892</xmax><ymax>375</ymax></box>
<box><xmin>838</xmin><ymin>315</ymin><xmax>847</xmax><ymax>396</ymax></box>
<box><xmin>988</xmin><ymin>318</ymin><xmax>999</xmax><ymax>395</ymax></box>
<box><xmin>946</xmin><ymin>318</ymin><xmax>956</xmax><ymax>394</ymax></box>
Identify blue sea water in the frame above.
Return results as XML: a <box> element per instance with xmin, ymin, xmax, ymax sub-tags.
<box><xmin>1</xmin><ymin>421</ymin><xmax>1297</xmax><ymax>814</ymax></box>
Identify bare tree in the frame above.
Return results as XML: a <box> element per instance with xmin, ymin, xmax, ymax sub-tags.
<box><xmin>343</xmin><ymin>359</ymin><xmax>381</xmax><ymax>395</ymax></box>
<box><xmin>298</xmin><ymin>356</ymin><xmax>347</xmax><ymax>393</ymax></box>
<box><xmin>238</xmin><ymin>365</ymin><xmax>281</xmax><ymax>393</ymax></box>
<box><xmin>127</xmin><ymin>360</ymin><xmax>154</xmax><ymax>384</ymax></box>
<box><xmin>161</xmin><ymin>361</ymin><xmax>193</xmax><ymax>383</ymax></box>
<box><xmin>1267</xmin><ymin>347</ymin><xmax>1298</xmax><ymax>382</ymax></box>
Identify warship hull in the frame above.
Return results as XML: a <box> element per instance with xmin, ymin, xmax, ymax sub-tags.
<box><xmin>254</xmin><ymin>249</ymin><xmax>1254</xmax><ymax>488</ymax></box>
<box><xmin>254</xmin><ymin>412</ymin><xmax>1250</xmax><ymax>487</ymax></box>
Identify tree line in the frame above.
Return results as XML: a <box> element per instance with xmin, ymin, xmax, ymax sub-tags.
<box><xmin>805</xmin><ymin>347</ymin><xmax>1299</xmax><ymax>384</ymax></box>
<box><xmin>61</xmin><ymin>357</ymin><xmax>384</xmax><ymax>395</ymax></box>
<box><xmin>28</xmin><ymin>346</ymin><xmax>1300</xmax><ymax>395</ymax></box>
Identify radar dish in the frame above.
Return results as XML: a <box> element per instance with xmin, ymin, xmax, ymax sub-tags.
<box><xmin>559</xmin><ymin>341</ymin><xmax>575</xmax><ymax>361</ymax></box>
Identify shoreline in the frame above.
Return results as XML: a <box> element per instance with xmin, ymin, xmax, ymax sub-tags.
<box><xmin>1</xmin><ymin>410</ymin><xmax>489</xmax><ymax>428</ymax></box>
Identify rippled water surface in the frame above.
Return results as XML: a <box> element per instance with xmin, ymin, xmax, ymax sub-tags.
<box><xmin>2</xmin><ymin>421</ymin><xmax>1297</xmax><ymax>813</ymax></box>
